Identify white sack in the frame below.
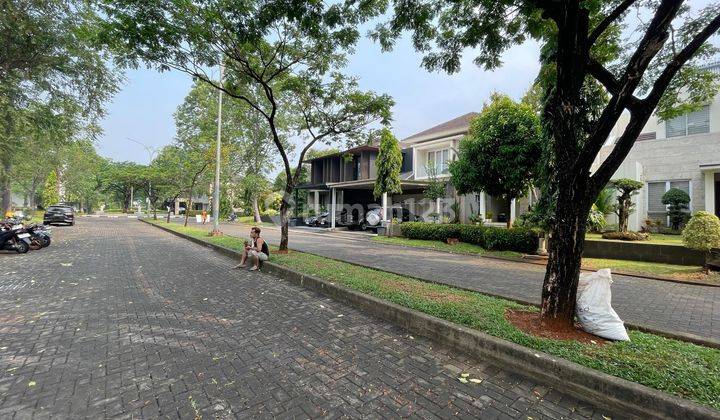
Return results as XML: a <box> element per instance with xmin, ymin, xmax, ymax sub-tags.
<box><xmin>576</xmin><ymin>269</ymin><xmax>630</xmax><ymax>341</ymax></box>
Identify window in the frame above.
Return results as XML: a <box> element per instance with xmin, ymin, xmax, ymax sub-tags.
<box><xmin>427</xmin><ymin>149</ymin><xmax>450</xmax><ymax>175</ymax></box>
<box><xmin>665</xmin><ymin>105</ymin><xmax>710</xmax><ymax>137</ymax></box>
<box><xmin>647</xmin><ymin>180</ymin><xmax>691</xmax><ymax>224</ymax></box>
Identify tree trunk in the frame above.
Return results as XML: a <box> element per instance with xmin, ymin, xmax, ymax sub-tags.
<box><xmin>1</xmin><ymin>162</ymin><xmax>11</xmax><ymax>214</ymax></box>
<box><xmin>541</xmin><ymin>183</ymin><xmax>593</xmax><ymax>326</ymax></box>
<box><xmin>278</xmin><ymin>186</ymin><xmax>293</xmax><ymax>252</ymax></box>
<box><xmin>252</xmin><ymin>197</ymin><xmax>261</xmax><ymax>223</ymax></box>
<box><xmin>184</xmin><ymin>197</ymin><xmax>192</xmax><ymax>227</ymax></box>
<box><xmin>166</xmin><ymin>209</ymin><xmax>171</xmax><ymax>223</ymax></box>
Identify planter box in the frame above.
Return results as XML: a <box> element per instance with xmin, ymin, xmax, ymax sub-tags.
<box><xmin>584</xmin><ymin>240</ymin><xmax>705</xmax><ymax>266</ymax></box>
<box><xmin>376</xmin><ymin>226</ymin><xmax>387</xmax><ymax>236</ymax></box>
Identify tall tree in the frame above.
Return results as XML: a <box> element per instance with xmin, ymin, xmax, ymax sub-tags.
<box><xmin>377</xmin><ymin>0</ymin><xmax>720</xmax><ymax>325</ymax></box>
<box><xmin>374</xmin><ymin>128</ymin><xmax>403</xmax><ymax>200</ymax></box>
<box><xmin>0</xmin><ymin>0</ymin><xmax>120</xmax><ymax>213</ymax></box>
<box><xmin>97</xmin><ymin>0</ymin><xmax>393</xmax><ymax>251</ymax></box>
<box><xmin>450</xmin><ymin>94</ymin><xmax>543</xmax><ymax>228</ymax></box>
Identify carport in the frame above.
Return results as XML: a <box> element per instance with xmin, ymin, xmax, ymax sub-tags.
<box><xmin>325</xmin><ymin>179</ymin><xmax>431</xmax><ymax>229</ymax></box>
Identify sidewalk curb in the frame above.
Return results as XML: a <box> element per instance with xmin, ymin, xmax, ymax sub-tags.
<box><xmin>141</xmin><ymin>219</ymin><xmax>719</xmax><ymax>419</ymax></box>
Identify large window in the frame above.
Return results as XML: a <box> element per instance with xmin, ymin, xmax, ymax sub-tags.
<box><xmin>427</xmin><ymin>149</ymin><xmax>450</xmax><ymax>175</ymax></box>
<box><xmin>647</xmin><ymin>180</ymin><xmax>691</xmax><ymax>224</ymax></box>
<box><xmin>665</xmin><ymin>105</ymin><xmax>710</xmax><ymax>138</ymax></box>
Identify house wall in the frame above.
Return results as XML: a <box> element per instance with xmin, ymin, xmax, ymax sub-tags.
<box><xmin>593</xmin><ymin>93</ymin><xmax>720</xmax><ymax>229</ymax></box>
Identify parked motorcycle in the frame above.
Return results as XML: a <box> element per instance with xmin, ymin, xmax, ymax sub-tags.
<box><xmin>2</xmin><ymin>218</ymin><xmax>51</xmax><ymax>249</ymax></box>
<box><xmin>0</xmin><ymin>222</ymin><xmax>31</xmax><ymax>253</ymax></box>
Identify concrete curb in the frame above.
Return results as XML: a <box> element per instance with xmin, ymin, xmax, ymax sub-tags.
<box><xmin>141</xmin><ymin>219</ymin><xmax>719</xmax><ymax>419</ymax></box>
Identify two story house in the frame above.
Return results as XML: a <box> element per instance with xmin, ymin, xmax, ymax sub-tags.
<box><xmin>592</xmin><ymin>63</ymin><xmax>720</xmax><ymax>231</ymax></box>
<box><xmin>296</xmin><ymin>113</ymin><xmax>535</xmax><ymax>227</ymax></box>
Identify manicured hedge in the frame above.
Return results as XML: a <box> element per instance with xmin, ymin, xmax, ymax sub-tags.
<box><xmin>400</xmin><ymin>222</ymin><xmax>538</xmax><ymax>253</ymax></box>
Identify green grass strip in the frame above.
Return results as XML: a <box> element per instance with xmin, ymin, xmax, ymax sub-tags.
<box><xmin>147</xmin><ymin>220</ymin><xmax>720</xmax><ymax>409</ymax></box>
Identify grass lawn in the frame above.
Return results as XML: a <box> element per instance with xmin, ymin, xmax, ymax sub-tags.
<box><xmin>586</xmin><ymin>232</ymin><xmax>684</xmax><ymax>245</ymax></box>
<box><xmin>374</xmin><ymin>236</ymin><xmax>717</xmax><ymax>282</ymax></box>
<box><xmin>147</xmin><ymin>219</ymin><xmax>720</xmax><ymax>410</ymax></box>
<box><xmin>372</xmin><ymin>236</ymin><xmax>522</xmax><ymax>258</ymax></box>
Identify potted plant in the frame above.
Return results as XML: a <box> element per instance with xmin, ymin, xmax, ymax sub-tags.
<box><xmin>485</xmin><ymin>211</ymin><xmax>493</xmax><ymax>223</ymax></box>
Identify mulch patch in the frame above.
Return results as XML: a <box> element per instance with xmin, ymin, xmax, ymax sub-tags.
<box><xmin>505</xmin><ymin>309</ymin><xmax>607</xmax><ymax>345</ymax></box>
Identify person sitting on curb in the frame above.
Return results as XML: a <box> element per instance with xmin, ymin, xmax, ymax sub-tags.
<box><xmin>234</xmin><ymin>226</ymin><xmax>269</xmax><ymax>271</ymax></box>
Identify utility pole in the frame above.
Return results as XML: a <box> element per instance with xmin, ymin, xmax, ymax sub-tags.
<box><xmin>211</xmin><ymin>60</ymin><xmax>224</xmax><ymax>236</ymax></box>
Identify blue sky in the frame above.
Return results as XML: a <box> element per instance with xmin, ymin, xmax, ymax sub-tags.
<box><xmin>97</xmin><ymin>34</ymin><xmax>542</xmax><ymax>165</ymax></box>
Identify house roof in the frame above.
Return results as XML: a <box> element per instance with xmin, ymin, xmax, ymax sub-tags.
<box><xmin>303</xmin><ymin>145</ymin><xmax>379</xmax><ymax>163</ymax></box>
<box><xmin>402</xmin><ymin>112</ymin><xmax>478</xmax><ymax>144</ymax></box>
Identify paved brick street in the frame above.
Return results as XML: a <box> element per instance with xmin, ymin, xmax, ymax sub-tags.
<box><xmin>181</xmin><ymin>220</ymin><xmax>720</xmax><ymax>344</ymax></box>
<box><xmin>0</xmin><ymin>218</ymin><xmax>618</xmax><ymax>419</ymax></box>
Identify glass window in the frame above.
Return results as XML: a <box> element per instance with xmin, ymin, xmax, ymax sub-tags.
<box><xmin>666</xmin><ymin>105</ymin><xmax>710</xmax><ymax>137</ymax></box>
<box><xmin>647</xmin><ymin>182</ymin><xmax>667</xmax><ymax>213</ymax></box>
<box><xmin>666</xmin><ymin>115</ymin><xmax>686</xmax><ymax>138</ymax></box>
<box><xmin>647</xmin><ymin>180</ymin><xmax>691</xmax><ymax>225</ymax></box>
<box><xmin>687</xmin><ymin>106</ymin><xmax>710</xmax><ymax>135</ymax></box>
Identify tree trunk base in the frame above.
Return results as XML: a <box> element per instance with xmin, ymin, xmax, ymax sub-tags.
<box><xmin>209</xmin><ymin>229</ymin><xmax>223</xmax><ymax>237</ymax></box>
<box><xmin>506</xmin><ymin>309</ymin><xmax>604</xmax><ymax>345</ymax></box>
<box><xmin>275</xmin><ymin>249</ymin><xmax>289</xmax><ymax>254</ymax></box>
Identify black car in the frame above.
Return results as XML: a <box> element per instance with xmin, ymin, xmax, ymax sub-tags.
<box><xmin>43</xmin><ymin>205</ymin><xmax>75</xmax><ymax>226</ymax></box>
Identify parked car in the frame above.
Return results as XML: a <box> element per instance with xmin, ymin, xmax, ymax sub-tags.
<box><xmin>43</xmin><ymin>205</ymin><xmax>75</xmax><ymax>226</ymax></box>
<box><xmin>361</xmin><ymin>207</ymin><xmax>422</xmax><ymax>231</ymax></box>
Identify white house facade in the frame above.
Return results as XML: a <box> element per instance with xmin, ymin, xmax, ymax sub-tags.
<box><xmin>592</xmin><ymin>64</ymin><xmax>720</xmax><ymax>231</ymax></box>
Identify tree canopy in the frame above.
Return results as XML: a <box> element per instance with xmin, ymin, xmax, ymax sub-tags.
<box><xmin>375</xmin><ymin>0</ymin><xmax>720</xmax><ymax>324</ymax></box>
<box><xmin>450</xmin><ymin>94</ymin><xmax>542</xmax><ymax>204</ymax></box>
<box><xmin>374</xmin><ymin>128</ymin><xmax>403</xmax><ymax>199</ymax></box>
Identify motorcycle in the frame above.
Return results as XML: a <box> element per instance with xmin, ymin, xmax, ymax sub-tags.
<box><xmin>0</xmin><ymin>222</ymin><xmax>31</xmax><ymax>253</ymax></box>
<box><xmin>2</xmin><ymin>218</ymin><xmax>51</xmax><ymax>249</ymax></box>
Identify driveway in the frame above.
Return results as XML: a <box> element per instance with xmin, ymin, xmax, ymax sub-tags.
<box><xmin>179</xmin><ymin>219</ymin><xmax>720</xmax><ymax>344</ymax></box>
<box><xmin>0</xmin><ymin>218</ymin><xmax>615</xmax><ymax>418</ymax></box>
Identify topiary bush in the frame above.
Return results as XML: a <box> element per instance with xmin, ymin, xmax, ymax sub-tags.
<box><xmin>662</xmin><ymin>188</ymin><xmax>691</xmax><ymax>230</ymax></box>
<box><xmin>682</xmin><ymin>211</ymin><xmax>720</xmax><ymax>253</ymax></box>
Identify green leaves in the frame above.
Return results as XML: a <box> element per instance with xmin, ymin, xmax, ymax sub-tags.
<box><xmin>449</xmin><ymin>94</ymin><xmax>542</xmax><ymax>201</ymax></box>
<box><xmin>374</xmin><ymin>128</ymin><xmax>403</xmax><ymax>199</ymax></box>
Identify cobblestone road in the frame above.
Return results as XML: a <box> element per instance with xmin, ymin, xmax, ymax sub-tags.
<box><xmin>0</xmin><ymin>219</ymin><xmax>618</xmax><ymax>419</ymax></box>
<box><xmin>189</xmin><ymin>220</ymin><xmax>720</xmax><ymax>344</ymax></box>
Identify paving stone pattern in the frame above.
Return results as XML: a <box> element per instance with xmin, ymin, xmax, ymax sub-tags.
<box><xmin>200</xmin><ymin>221</ymin><xmax>720</xmax><ymax>343</ymax></box>
<box><xmin>0</xmin><ymin>219</ymin><xmax>617</xmax><ymax>419</ymax></box>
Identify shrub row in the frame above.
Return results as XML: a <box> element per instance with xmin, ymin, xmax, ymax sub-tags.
<box><xmin>400</xmin><ymin>222</ymin><xmax>538</xmax><ymax>254</ymax></box>
<box><xmin>601</xmin><ymin>231</ymin><xmax>649</xmax><ymax>241</ymax></box>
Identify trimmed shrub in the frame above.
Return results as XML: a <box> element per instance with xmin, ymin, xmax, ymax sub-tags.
<box><xmin>682</xmin><ymin>211</ymin><xmax>720</xmax><ymax>252</ymax></box>
<box><xmin>458</xmin><ymin>224</ymin><xmax>487</xmax><ymax>247</ymax></box>
<box><xmin>601</xmin><ymin>231</ymin><xmax>649</xmax><ymax>241</ymax></box>
<box><xmin>400</xmin><ymin>222</ymin><xmax>461</xmax><ymax>242</ymax></box>
<box><xmin>484</xmin><ymin>227</ymin><xmax>538</xmax><ymax>253</ymax></box>
<box><xmin>401</xmin><ymin>222</ymin><xmax>537</xmax><ymax>253</ymax></box>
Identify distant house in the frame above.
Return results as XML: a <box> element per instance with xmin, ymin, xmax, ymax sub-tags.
<box><xmin>592</xmin><ymin>62</ymin><xmax>720</xmax><ymax>231</ymax></box>
<box><xmin>295</xmin><ymin>113</ymin><xmax>535</xmax><ymax>226</ymax></box>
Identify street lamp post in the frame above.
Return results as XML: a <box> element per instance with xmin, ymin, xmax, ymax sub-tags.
<box><xmin>211</xmin><ymin>61</ymin><xmax>224</xmax><ymax>236</ymax></box>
